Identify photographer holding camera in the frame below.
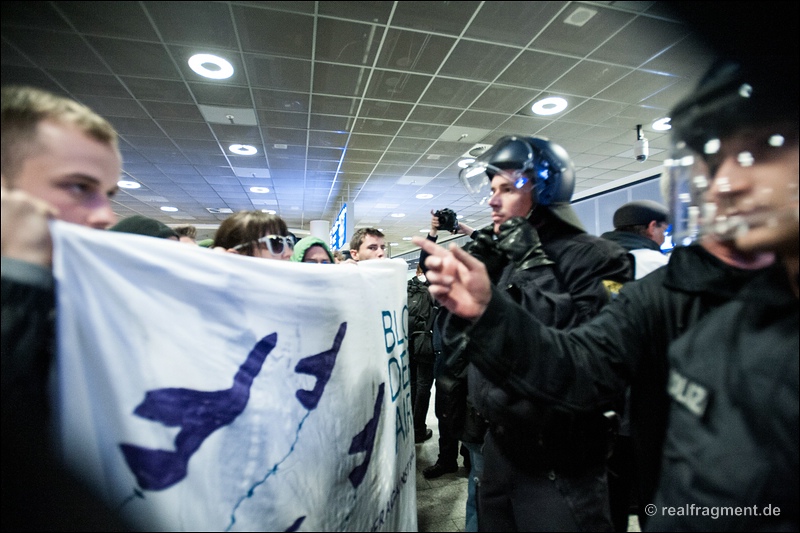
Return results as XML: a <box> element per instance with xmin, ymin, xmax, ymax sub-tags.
<box><xmin>419</xmin><ymin>208</ymin><xmax>476</xmax><ymax>476</ymax></box>
<box><xmin>430</xmin><ymin>208</ymin><xmax>476</xmax><ymax>240</ymax></box>
<box><xmin>417</xmin><ymin>136</ymin><xmax>632</xmax><ymax>532</ymax></box>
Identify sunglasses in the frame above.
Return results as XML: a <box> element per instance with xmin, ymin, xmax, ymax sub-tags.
<box><xmin>233</xmin><ymin>234</ymin><xmax>295</xmax><ymax>256</ymax></box>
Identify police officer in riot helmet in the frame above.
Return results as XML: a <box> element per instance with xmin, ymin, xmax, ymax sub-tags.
<box><xmin>421</xmin><ymin>134</ymin><xmax>632</xmax><ymax>531</ymax></box>
<box><xmin>459</xmin><ymin>135</ymin><xmax>632</xmax><ymax>316</ymax></box>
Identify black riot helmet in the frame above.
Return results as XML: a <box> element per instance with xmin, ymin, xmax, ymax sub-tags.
<box><xmin>459</xmin><ymin>135</ymin><xmax>584</xmax><ymax>231</ymax></box>
<box><xmin>669</xmin><ymin>59</ymin><xmax>798</xmax><ymax>157</ymax></box>
<box><xmin>459</xmin><ymin>135</ymin><xmax>576</xmax><ymax>206</ymax></box>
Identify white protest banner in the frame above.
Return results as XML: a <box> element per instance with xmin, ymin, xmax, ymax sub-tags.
<box><xmin>50</xmin><ymin>220</ymin><xmax>416</xmax><ymax>532</ymax></box>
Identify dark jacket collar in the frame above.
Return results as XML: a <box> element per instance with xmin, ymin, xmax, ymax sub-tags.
<box><xmin>600</xmin><ymin>230</ymin><xmax>662</xmax><ymax>252</ymax></box>
<box><xmin>664</xmin><ymin>244</ymin><xmax>769</xmax><ymax>298</ymax></box>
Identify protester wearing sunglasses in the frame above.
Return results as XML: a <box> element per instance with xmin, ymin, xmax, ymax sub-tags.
<box><xmin>213</xmin><ymin>211</ymin><xmax>294</xmax><ymax>260</ymax></box>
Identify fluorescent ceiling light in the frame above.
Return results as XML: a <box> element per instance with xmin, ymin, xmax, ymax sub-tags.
<box><xmin>188</xmin><ymin>53</ymin><xmax>234</xmax><ymax>79</ymax></box>
<box><xmin>531</xmin><ymin>97</ymin><xmax>568</xmax><ymax>116</ymax></box>
<box><xmin>250</xmin><ymin>187</ymin><xmax>270</xmax><ymax>193</ymax></box>
<box><xmin>230</xmin><ymin>144</ymin><xmax>257</xmax><ymax>155</ymax></box>
<box><xmin>160</xmin><ymin>206</ymin><xmax>178</xmax><ymax>212</ymax></box>
<box><xmin>261</xmin><ymin>209</ymin><xmax>277</xmax><ymax>214</ymax></box>
<box><xmin>390</xmin><ymin>213</ymin><xmax>405</xmax><ymax>218</ymax></box>
<box><xmin>118</xmin><ymin>180</ymin><xmax>141</xmax><ymax>189</ymax></box>
<box><xmin>415</xmin><ymin>193</ymin><xmax>433</xmax><ymax>199</ymax></box>
<box><xmin>652</xmin><ymin>118</ymin><xmax>672</xmax><ymax>131</ymax></box>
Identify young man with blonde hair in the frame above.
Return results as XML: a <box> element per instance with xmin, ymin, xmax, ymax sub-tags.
<box><xmin>2</xmin><ymin>85</ymin><xmax>125</xmax><ymax>529</ymax></box>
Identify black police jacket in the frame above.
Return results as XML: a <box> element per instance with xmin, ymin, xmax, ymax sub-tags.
<box><xmin>649</xmin><ymin>262</ymin><xmax>798</xmax><ymax>531</ymax></box>
<box><xmin>440</xmin><ymin>243</ymin><xmax>768</xmax><ymax>509</ymax></box>
<box><xmin>443</xmin><ymin>215</ymin><xmax>634</xmax><ymax>471</ymax></box>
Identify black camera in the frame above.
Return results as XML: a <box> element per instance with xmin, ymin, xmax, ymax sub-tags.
<box><xmin>434</xmin><ymin>208</ymin><xmax>459</xmax><ymax>233</ymax></box>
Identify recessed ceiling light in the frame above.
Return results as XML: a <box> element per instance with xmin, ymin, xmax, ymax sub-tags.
<box><xmin>420</xmin><ymin>229</ymin><xmax>430</xmax><ymax>233</ymax></box>
<box><xmin>416</xmin><ymin>193</ymin><xmax>433</xmax><ymax>199</ymax></box>
<box><xmin>188</xmin><ymin>53</ymin><xmax>234</xmax><ymax>79</ymax></box>
<box><xmin>160</xmin><ymin>206</ymin><xmax>178</xmax><ymax>212</ymax></box>
<box><xmin>389</xmin><ymin>242</ymin><xmax>399</xmax><ymax>246</ymax></box>
<box><xmin>531</xmin><ymin>96</ymin><xmax>568</xmax><ymax>116</ymax></box>
<box><xmin>564</xmin><ymin>7</ymin><xmax>597</xmax><ymax>27</ymax></box>
<box><xmin>250</xmin><ymin>187</ymin><xmax>270</xmax><ymax>193</ymax></box>
<box><xmin>458</xmin><ymin>158</ymin><xmax>476</xmax><ymax>168</ymax></box>
<box><xmin>118</xmin><ymin>180</ymin><xmax>141</xmax><ymax>189</ymax></box>
<box><xmin>652</xmin><ymin>118</ymin><xmax>672</xmax><ymax>131</ymax></box>
<box><xmin>402</xmin><ymin>237</ymin><xmax>413</xmax><ymax>241</ymax></box>
<box><xmin>390</xmin><ymin>213</ymin><xmax>405</xmax><ymax>218</ymax></box>
<box><xmin>230</xmin><ymin>144</ymin><xmax>257</xmax><ymax>155</ymax></box>
<box><xmin>261</xmin><ymin>209</ymin><xmax>276</xmax><ymax>214</ymax></box>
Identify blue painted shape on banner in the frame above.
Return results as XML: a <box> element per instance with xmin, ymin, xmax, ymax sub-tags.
<box><xmin>295</xmin><ymin>322</ymin><xmax>347</xmax><ymax>410</ymax></box>
<box><xmin>286</xmin><ymin>516</ymin><xmax>305</xmax><ymax>531</ymax></box>
<box><xmin>348</xmin><ymin>382</ymin><xmax>385</xmax><ymax>488</ymax></box>
<box><xmin>226</xmin><ymin>324</ymin><xmax>348</xmax><ymax>530</ymax></box>
<box><xmin>119</xmin><ymin>333</ymin><xmax>277</xmax><ymax>491</ymax></box>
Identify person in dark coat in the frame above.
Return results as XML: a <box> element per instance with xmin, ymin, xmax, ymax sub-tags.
<box><xmin>600</xmin><ymin>199</ymin><xmax>671</xmax><ymax>531</ymax></box>
<box><xmin>420</xmin><ymin>135</ymin><xmax>633</xmax><ymax>531</ymax></box>
<box><xmin>407</xmin><ymin>263</ymin><xmax>436</xmax><ymax>444</ymax></box>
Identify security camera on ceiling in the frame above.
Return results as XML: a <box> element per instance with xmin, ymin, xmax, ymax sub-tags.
<box><xmin>634</xmin><ymin>124</ymin><xmax>649</xmax><ymax>162</ymax></box>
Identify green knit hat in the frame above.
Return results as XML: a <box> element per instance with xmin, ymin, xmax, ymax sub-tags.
<box><xmin>290</xmin><ymin>236</ymin><xmax>334</xmax><ymax>263</ymax></box>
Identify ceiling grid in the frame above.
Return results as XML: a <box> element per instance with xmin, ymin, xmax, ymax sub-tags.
<box><xmin>1</xmin><ymin>1</ymin><xmax>716</xmax><ymax>248</ymax></box>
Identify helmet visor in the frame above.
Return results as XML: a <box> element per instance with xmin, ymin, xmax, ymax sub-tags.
<box><xmin>458</xmin><ymin>136</ymin><xmax>533</xmax><ymax>205</ymax></box>
<box><xmin>665</xmin><ymin>125</ymin><xmax>799</xmax><ymax>248</ymax></box>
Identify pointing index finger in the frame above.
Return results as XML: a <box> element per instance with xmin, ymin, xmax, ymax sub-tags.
<box><xmin>411</xmin><ymin>236</ymin><xmax>445</xmax><ymax>257</ymax></box>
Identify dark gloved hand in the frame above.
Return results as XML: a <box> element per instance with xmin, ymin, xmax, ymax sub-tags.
<box><xmin>495</xmin><ymin>217</ymin><xmax>552</xmax><ymax>269</ymax></box>
<box><xmin>464</xmin><ymin>227</ymin><xmax>507</xmax><ymax>283</ymax></box>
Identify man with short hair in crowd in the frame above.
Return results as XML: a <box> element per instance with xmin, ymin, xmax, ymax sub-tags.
<box><xmin>349</xmin><ymin>227</ymin><xmax>387</xmax><ymax>261</ymax></box>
